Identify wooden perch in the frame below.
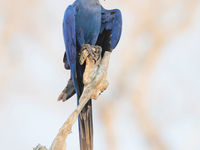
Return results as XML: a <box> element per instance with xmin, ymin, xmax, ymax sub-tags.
<box><xmin>34</xmin><ymin>46</ymin><xmax>111</xmax><ymax>150</ymax></box>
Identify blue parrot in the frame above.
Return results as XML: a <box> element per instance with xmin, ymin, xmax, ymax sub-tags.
<box><xmin>60</xmin><ymin>0</ymin><xmax>122</xmax><ymax>149</ymax></box>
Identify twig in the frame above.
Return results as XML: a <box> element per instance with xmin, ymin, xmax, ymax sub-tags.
<box><xmin>34</xmin><ymin>49</ymin><xmax>111</xmax><ymax>150</ymax></box>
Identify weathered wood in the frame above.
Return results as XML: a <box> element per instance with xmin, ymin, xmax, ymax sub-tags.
<box><xmin>34</xmin><ymin>46</ymin><xmax>111</xmax><ymax>150</ymax></box>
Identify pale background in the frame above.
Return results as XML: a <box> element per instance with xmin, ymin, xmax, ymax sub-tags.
<box><xmin>0</xmin><ymin>0</ymin><xmax>200</xmax><ymax>150</ymax></box>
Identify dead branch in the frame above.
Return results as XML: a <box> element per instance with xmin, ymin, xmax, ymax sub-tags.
<box><xmin>34</xmin><ymin>46</ymin><xmax>111</xmax><ymax>150</ymax></box>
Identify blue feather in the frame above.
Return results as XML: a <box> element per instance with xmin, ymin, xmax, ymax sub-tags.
<box><xmin>63</xmin><ymin>5</ymin><xmax>79</xmax><ymax>98</ymax></box>
<box><xmin>62</xmin><ymin>0</ymin><xmax>122</xmax><ymax>148</ymax></box>
<box><xmin>100</xmin><ymin>7</ymin><xmax>122</xmax><ymax>50</ymax></box>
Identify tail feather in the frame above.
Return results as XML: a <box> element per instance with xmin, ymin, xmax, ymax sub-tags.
<box><xmin>79</xmin><ymin>100</ymin><xmax>93</xmax><ymax>150</ymax></box>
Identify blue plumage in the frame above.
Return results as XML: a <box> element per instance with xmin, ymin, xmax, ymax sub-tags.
<box><xmin>100</xmin><ymin>7</ymin><xmax>122</xmax><ymax>49</ymax></box>
<box><xmin>62</xmin><ymin>0</ymin><xmax>122</xmax><ymax>149</ymax></box>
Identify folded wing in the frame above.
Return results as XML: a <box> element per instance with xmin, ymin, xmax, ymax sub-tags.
<box><xmin>97</xmin><ymin>7</ymin><xmax>122</xmax><ymax>51</ymax></box>
<box><xmin>63</xmin><ymin>5</ymin><xmax>79</xmax><ymax>95</ymax></box>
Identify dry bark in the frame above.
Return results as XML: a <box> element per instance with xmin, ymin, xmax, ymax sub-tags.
<box><xmin>34</xmin><ymin>46</ymin><xmax>110</xmax><ymax>150</ymax></box>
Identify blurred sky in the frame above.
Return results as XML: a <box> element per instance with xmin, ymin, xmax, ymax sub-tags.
<box><xmin>0</xmin><ymin>0</ymin><xmax>200</xmax><ymax>150</ymax></box>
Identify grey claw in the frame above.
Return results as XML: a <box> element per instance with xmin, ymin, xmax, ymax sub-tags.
<box><xmin>80</xmin><ymin>44</ymin><xmax>102</xmax><ymax>64</ymax></box>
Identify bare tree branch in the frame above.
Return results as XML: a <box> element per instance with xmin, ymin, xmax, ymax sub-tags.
<box><xmin>34</xmin><ymin>46</ymin><xmax>111</xmax><ymax>150</ymax></box>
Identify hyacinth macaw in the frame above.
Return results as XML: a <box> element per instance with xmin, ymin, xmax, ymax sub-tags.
<box><xmin>61</xmin><ymin>0</ymin><xmax>122</xmax><ymax>149</ymax></box>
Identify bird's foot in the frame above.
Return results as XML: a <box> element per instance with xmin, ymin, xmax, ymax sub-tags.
<box><xmin>80</xmin><ymin>44</ymin><xmax>102</xmax><ymax>65</ymax></box>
